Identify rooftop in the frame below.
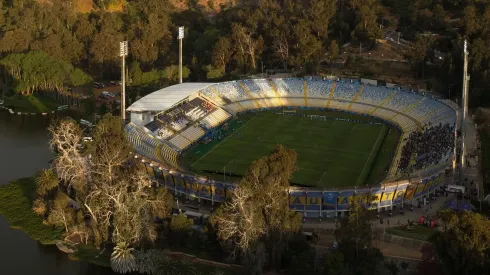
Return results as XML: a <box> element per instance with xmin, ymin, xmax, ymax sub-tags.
<box><xmin>126</xmin><ymin>82</ymin><xmax>215</xmax><ymax>112</ymax></box>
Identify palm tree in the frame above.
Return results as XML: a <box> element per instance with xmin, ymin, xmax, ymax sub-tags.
<box><xmin>111</xmin><ymin>242</ymin><xmax>137</xmax><ymax>274</ymax></box>
<box><xmin>174</xmin><ymin>259</ymin><xmax>196</xmax><ymax>275</ymax></box>
<box><xmin>155</xmin><ymin>254</ymin><xmax>181</xmax><ymax>275</ymax></box>
<box><xmin>209</xmin><ymin>270</ymin><xmax>225</xmax><ymax>275</ymax></box>
<box><xmin>35</xmin><ymin>169</ymin><xmax>59</xmax><ymax>196</ymax></box>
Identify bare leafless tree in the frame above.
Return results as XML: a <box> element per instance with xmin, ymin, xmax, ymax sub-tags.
<box><xmin>212</xmin><ymin>184</ymin><xmax>265</xmax><ymax>257</ymax></box>
<box><xmin>48</xmin><ymin>115</ymin><xmax>172</xmax><ymax>249</ymax></box>
<box><xmin>48</xmin><ymin>118</ymin><xmax>87</xmax><ymax>190</ymax></box>
<box><xmin>47</xmin><ymin>203</ymin><xmax>75</xmax><ymax>233</ymax></box>
<box><xmin>231</xmin><ymin>24</ymin><xmax>264</xmax><ymax>70</ymax></box>
<box><xmin>272</xmin><ymin>35</ymin><xmax>289</xmax><ymax>69</ymax></box>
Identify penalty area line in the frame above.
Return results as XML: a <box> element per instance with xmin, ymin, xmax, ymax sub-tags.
<box><xmin>191</xmin><ymin>114</ymin><xmax>258</xmax><ymax>167</ymax></box>
<box><xmin>318</xmin><ymin>171</ymin><xmax>327</xmax><ymax>185</ymax></box>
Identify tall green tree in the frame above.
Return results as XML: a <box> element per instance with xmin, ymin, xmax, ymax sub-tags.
<box><xmin>334</xmin><ymin>194</ymin><xmax>383</xmax><ymax>275</ymax></box>
<box><xmin>407</xmin><ymin>34</ymin><xmax>435</xmax><ymax>78</ymax></box>
<box><xmin>435</xmin><ymin>210</ymin><xmax>490</xmax><ymax>275</ymax></box>
<box><xmin>211</xmin><ymin>145</ymin><xmax>302</xmax><ymax>273</ymax></box>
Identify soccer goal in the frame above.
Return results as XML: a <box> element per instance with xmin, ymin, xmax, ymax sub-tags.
<box><xmin>282</xmin><ymin>108</ymin><xmax>296</xmax><ymax>113</ymax></box>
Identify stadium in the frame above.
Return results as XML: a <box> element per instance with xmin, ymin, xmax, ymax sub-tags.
<box><xmin>124</xmin><ymin>77</ymin><xmax>457</xmax><ymax>217</ymax></box>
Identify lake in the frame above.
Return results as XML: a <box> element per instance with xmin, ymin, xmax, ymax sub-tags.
<box><xmin>0</xmin><ymin>111</ymin><xmax>117</xmax><ymax>275</ymax></box>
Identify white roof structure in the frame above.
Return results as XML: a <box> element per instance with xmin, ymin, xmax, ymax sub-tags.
<box><xmin>126</xmin><ymin>83</ymin><xmax>215</xmax><ymax>112</ymax></box>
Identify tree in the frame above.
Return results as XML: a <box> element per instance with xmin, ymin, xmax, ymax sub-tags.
<box><xmin>350</xmin><ymin>0</ymin><xmax>382</xmax><ymax>43</ymax></box>
<box><xmin>49</xmin><ymin>116</ymin><xmax>172</xmax><ymax>249</ymax></box>
<box><xmin>323</xmin><ymin>251</ymin><xmax>353</xmax><ymax>275</ymax></box>
<box><xmin>407</xmin><ymin>34</ymin><xmax>435</xmax><ymax>78</ymax></box>
<box><xmin>211</xmin><ymin>145</ymin><xmax>302</xmax><ymax>273</ymax></box>
<box><xmin>86</xmin><ymin>114</ymin><xmax>132</xmax><ymax>184</ymax></box>
<box><xmin>35</xmin><ymin>169</ymin><xmax>59</xmax><ymax>196</ymax></box>
<box><xmin>47</xmin><ymin>201</ymin><xmax>75</xmax><ymax>233</ymax></box>
<box><xmin>0</xmin><ymin>29</ymin><xmax>32</xmax><ymax>53</ymax></box>
<box><xmin>384</xmin><ymin>260</ymin><xmax>399</xmax><ymax>275</ymax></box>
<box><xmin>89</xmin><ymin>30</ymin><xmax>122</xmax><ymax>65</ymax></box>
<box><xmin>435</xmin><ymin>210</ymin><xmax>490</xmax><ymax>275</ymax></box>
<box><xmin>334</xmin><ymin>194</ymin><xmax>383</xmax><ymax>275</ymax></box>
<box><xmin>205</xmin><ymin>65</ymin><xmax>225</xmax><ymax>80</ymax></box>
<box><xmin>162</xmin><ymin>65</ymin><xmax>191</xmax><ymax>83</ymax></box>
<box><xmin>433</xmin><ymin>4</ymin><xmax>446</xmax><ymax>30</ymax></box>
<box><xmin>272</xmin><ymin>34</ymin><xmax>289</xmax><ymax>69</ymax></box>
<box><xmin>462</xmin><ymin>5</ymin><xmax>480</xmax><ymax>37</ymax></box>
<box><xmin>211</xmin><ymin>37</ymin><xmax>232</xmax><ymax>69</ymax></box>
<box><xmin>231</xmin><ymin>24</ymin><xmax>264</xmax><ymax>71</ymax></box>
<box><xmin>32</xmin><ymin>197</ymin><xmax>47</xmax><ymax>216</ymax></box>
<box><xmin>328</xmin><ymin>40</ymin><xmax>340</xmax><ymax>61</ymax></box>
<box><xmin>111</xmin><ymin>242</ymin><xmax>137</xmax><ymax>274</ymax></box>
<box><xmin>1</xmin><ymin>51</ymin><xmax>92</xmax><ymax>95</ymax></box>
<box><xmin>70</xmin><ymin>68</ymin><xmax>93</xmax><ymax>87</ymax></box>
<box><xmin>288</xmin><ymin>19</ymin><xmax>324</xmax><ymax>70</ymax></box>
<box><xmin>307</xmin><ymin>0</ymin><xmax>336</xmax><ymax>39</ymax></box>
<box><xmin>170</xmin><ymin>214</ymin><xmax>193</xmax><ymax>232</ymax></box>
<box><xmin>416</xmin><ymin>243</ymin><xmax>443</xmax><ymax>275</ymax></box>
<box><xmin>168</xmin><ymin>213</ymin><xmax>194</xmax><ymax>247</ymax></box>
<box><xmin>48</xmin><ymin>118</ymin><xmax>86</xmax><ymax>191</ymax></box>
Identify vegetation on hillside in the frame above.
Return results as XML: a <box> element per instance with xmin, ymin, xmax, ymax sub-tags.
<box><xmin>3</xmin><ymin>0</ymin><xmax>490</xmax><ymax>106</ymax></box>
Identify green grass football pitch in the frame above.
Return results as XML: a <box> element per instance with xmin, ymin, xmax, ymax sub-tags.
<box><xmin>182</xmin><ymin>111</ymin><xmax>400</xmax><ymax>188</ymax></box>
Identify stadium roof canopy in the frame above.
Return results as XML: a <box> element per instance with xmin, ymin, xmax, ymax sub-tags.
<box><xmin>126</xmin><ymin>82</ymin><xmax>215</xmax><ymax>112</ymax></box>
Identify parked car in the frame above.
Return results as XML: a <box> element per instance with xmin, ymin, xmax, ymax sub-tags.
<box><xmin>99</xmin><ymin>94</ymin><xmax>111</xmax><ymax>100</ymax></box>
<box><xmin>94</xmin><ymin>82</ymin><xmax>104</xmax><ymax>88</ymax></box>
<box><xmin>102</xmin><ymin>91</ymin><xmax>115</xmax><ymax>98</ymax></box>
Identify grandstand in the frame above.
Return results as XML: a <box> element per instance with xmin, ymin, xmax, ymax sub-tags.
<box><xmin>126</xmin><ymin>78</ymin><xmax>456</xmax><ymax>216</ymax></box>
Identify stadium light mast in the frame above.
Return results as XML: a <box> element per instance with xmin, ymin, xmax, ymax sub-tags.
<box><xmin>120</xmin><ymin>41</ymin><xmax>128</xmax><ymax>121</ymax></box>
<box><xmin>461</xmin><ymin>40</ymin><xmax>470</xmax><ymax>170</ymax></box>
<box><xmin>178</xmin><ymin>26</ymin><xmax>184</xmax><ymax>84</ymax></box>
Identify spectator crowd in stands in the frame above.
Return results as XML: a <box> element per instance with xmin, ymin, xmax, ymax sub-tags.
<box><xmin>398</xmin><ymin>123</ymin><xmax>454</xmax><ymax>172</ymax></box>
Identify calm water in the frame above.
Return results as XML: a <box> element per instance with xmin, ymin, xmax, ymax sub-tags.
<box><xmin>0</xmin><ymin>111</ymin><xmax>116</xmax><ymax>275</ymax></box>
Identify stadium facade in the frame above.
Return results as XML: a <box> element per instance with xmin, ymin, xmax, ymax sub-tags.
<box><xmin>125</xmin><ymin>77</ymin><xmax>457</xmax><ymax>217</ymax></box>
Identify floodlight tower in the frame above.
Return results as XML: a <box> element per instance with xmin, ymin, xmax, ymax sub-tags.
<box><xmin>178</xmin><ymin>26</ymin><xmax>184</xmax><ymax>84</ymax></box>
<box><xmin>120</xmin><ymin>41</ymin><xmax>128</xmax><ymax>121</ymax></box>
<box><xmin>461</xmin><ymin>40</ymin><xmax>470</xmax><ymax>169</ymax></box>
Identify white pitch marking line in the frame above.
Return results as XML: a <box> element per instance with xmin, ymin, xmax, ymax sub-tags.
<box><xmin>351</xmin><ymin>124</ymin><xmax>357</xmax><ymax>132</ymax></box>
<box><xmin>191</xmin><ymin>114</ymin><xmax>258</xmax><ymax>167</ymax></box>
<box><xmin>355</xmin><ymin>125</ymin><xmax>385</xmax><ymax>187</ymax></box>
<box><xmin>318</xmin><ymin>171</ymin><xmax>327</xmax><ymax>184</ymax></box>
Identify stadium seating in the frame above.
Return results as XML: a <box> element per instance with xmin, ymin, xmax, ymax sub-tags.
<box><xmin>128</xmin><ymin>78</ymin><xmax>457</xmax><ymax>180</ymax></box>
<box><xmin>201</xmin><ymin>108</ymin><xmax>232</xmax><ymax>129</ymax></box>
<box><xmin>169</xmin><ymin>125</ymin><xmax>206</xmax><ymax>150</ymax></box>
<box><xmin>397</xmin><ymin>123</ymin><xmax>454</xmax><ymax>173</ymax></box>
<box><xmin>307</xmin><ymin>80</ymin><xmax>333</xmax><ymax>98</ymax></box>
<box><xmin>333</xmin><ymin>81</ymin><xmax>362</xmax><ymax>101</ymax></box>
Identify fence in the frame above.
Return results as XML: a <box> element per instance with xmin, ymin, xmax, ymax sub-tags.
<box><xmin>372</xmin><ymin>230</ymin><xmax>431</xmax><ymax>251</ymax></box>
<box><xmin>304</xmin><ymin>227</ymin><xmax>430</xmax><ymax>253</ymax></box>
<box><xmin>167</xmin><ymin>251</ymin><xmax>243</xmax><ymax>270</ymax></box>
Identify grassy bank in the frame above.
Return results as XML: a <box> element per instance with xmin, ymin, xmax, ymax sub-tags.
<box><xmin>3</xmin><ymin>94</ymin><xmax>61</xmax><ymax>113</ymax></box>
<box><xmin>386</xmin><ymin>225</ymin><xmax>438</xmax><ymax>242</ymax></box>
<box><xmin>0</xmin><ymin>178</ymin><xmax>62</xmax><ymax>244</ymax></box>
<box><xmin>70</xmin><ymin>245</ymin><xmax>111</xmax><ymax>267</ymax></box>
<box><xmin>0</xmin><ymin>178</ymin><xmax>238</xmax><ymax>274</ymax></box>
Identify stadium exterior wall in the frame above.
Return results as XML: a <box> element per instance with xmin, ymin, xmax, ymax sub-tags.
<box><xmin>127</xmin><ymin>76</ymin><xmax>456</xmax><ymax>216</ymax></box>
<box><xmin>132</xmin><ymin>156</ymin><xmax>446</xmax><ymax>217</ymax></box>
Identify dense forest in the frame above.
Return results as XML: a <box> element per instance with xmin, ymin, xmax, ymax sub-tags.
<box><xmin>2</xmin><ymin>0</ymin><xmax>490</xmax><ymax>105</ymax></box>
